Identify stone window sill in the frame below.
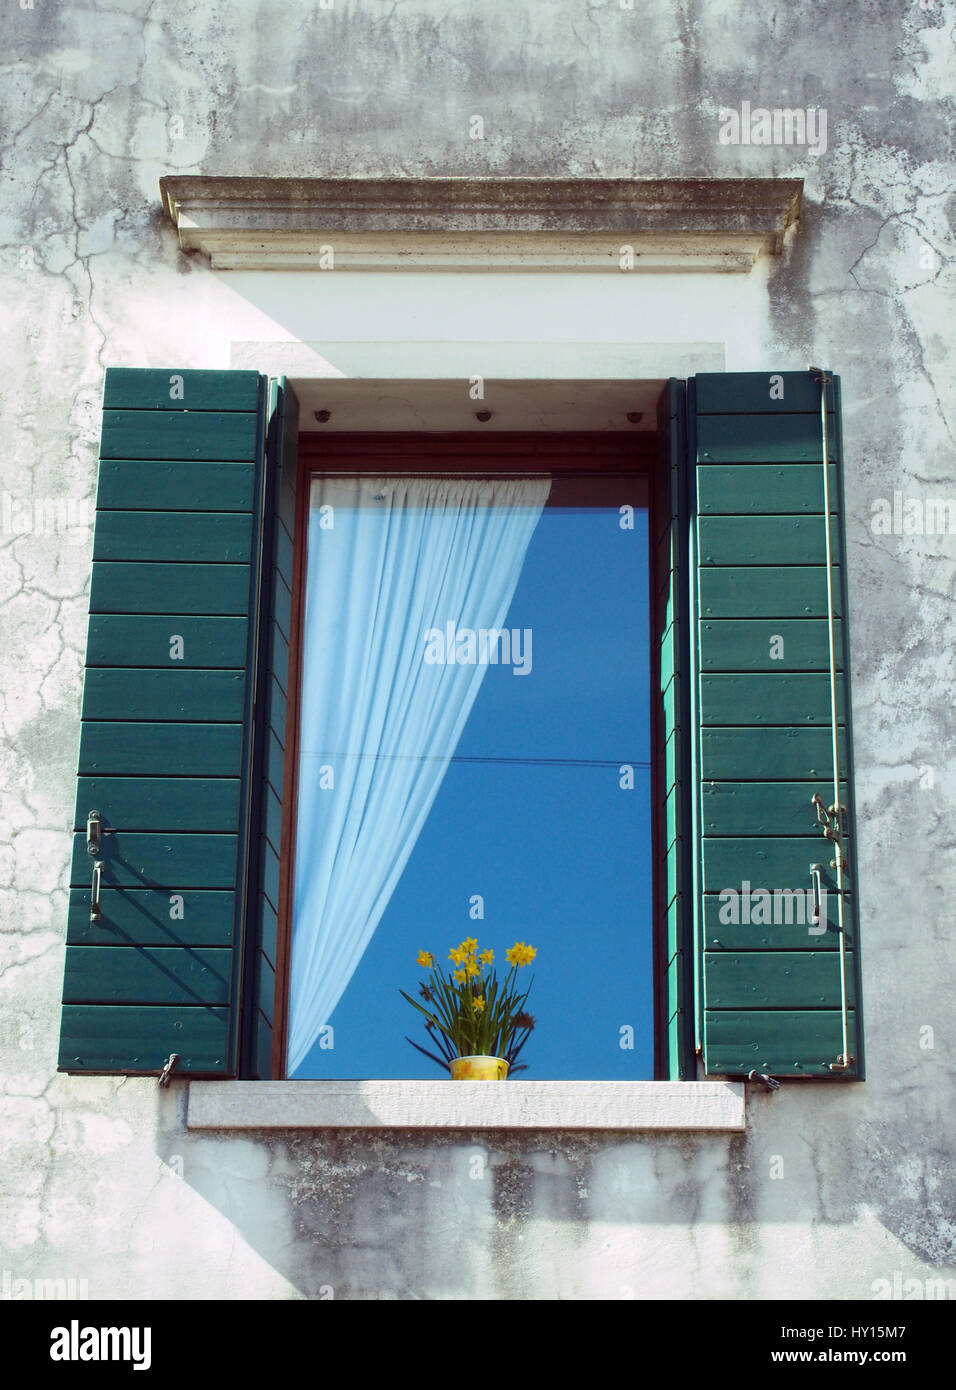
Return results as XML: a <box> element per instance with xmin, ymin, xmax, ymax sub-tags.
<box><xmin>186</xmin><ymin>1079</ymin><xmax>745</xmax><ymax>1132</ymax></box>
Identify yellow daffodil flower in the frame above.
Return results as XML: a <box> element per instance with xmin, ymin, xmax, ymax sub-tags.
<box><xmin>471</xmin><ymin>996</ymin><xmax>485</xmax><ymax>1012</ymax></box>
<box><xmin>466</xmin><ymin>959</ymin><xmax>480</xmax><ymax>978</ymax></box>
<box><xmin>479</xmin><ymin>948</ymin><xmax>494</xmax><ymax>965</ymax></box>
<box><xmin>416</xmin><ymin>950</ymin><xmax>433</xmax><ymax>968</ymax></box>
<box><xmin>461</xmin><ymin>937</ymin><xmax>478</xmax><ymax>954</ymax></box>
<box><xmin>506</xmin><ymin>941</ymin><xmax>537</xmax><ymax>967</ymax></box>
<box><xmin>453</xmin><ymin>968</ymin><xmax>467</xmax><ymax>984</ymax></box>
<box><xmin>448</xmin><ymin>947</ymin><xmax>465</xmax><ymax>965</ymax></box>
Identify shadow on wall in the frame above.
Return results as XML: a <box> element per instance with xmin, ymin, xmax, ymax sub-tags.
<box><xmin>154</xmin><ymin>1083</ymin><xmax>953</xmax><ymax>1301</ymax></box>
<box><xmin>154</xmin><ymin>1084</ymin><xmax>747</xmax><ymax>1299</ymax></box>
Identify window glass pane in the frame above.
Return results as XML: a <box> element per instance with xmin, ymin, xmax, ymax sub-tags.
<box><xmin>289</xmin><ymin>474</ymin><xmax>652</xmax><ymax>1079</ymax></box>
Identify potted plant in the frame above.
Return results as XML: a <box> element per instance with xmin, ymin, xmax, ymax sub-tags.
<box><xmin>401</xmin><ymin>937</ymin><xmax>537</xmax><ymax>1078</ymax></box>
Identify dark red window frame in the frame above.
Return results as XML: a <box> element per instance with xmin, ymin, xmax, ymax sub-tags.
<box><xmin>269</xmin><ymin>431</ymin><xmax>661</xmax><ymax>1078</ymax></box>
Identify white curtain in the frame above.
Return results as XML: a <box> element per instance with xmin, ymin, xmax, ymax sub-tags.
<box><xmin>287</xmin><ymin>474</ymin><xmax>551</xmax><ymax>1074</ymax></box>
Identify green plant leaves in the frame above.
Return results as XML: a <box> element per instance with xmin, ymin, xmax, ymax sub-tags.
<box><xmin>401</xmin><ymin>947</ymin><xmax>537</xmax><ymax>1075</ymax></box>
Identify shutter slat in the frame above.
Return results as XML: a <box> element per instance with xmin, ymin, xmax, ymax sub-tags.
<box><xmin>63</xmin><ymin>946</ymin><xmax>232</xmax><ymax>1005</ymax></box>
<box><xmin>697</xmin><ymin>463</ymin><xmax>840</xmax><ymax>514</ymax></box>
<box><xmin>699</xmin><ymin>673</ymin><xmax>846</xmax><ymax>725</ymax></box>
<box><xmin>67</xmin><ymin>888</ymin><xmax>235</xmax><ymax>946</ymax></box>
<box><xmin>701</xmin><ymin>727</ymin><xmax>849</xmax><ymax>779</ymax></box>
<box><xmin>266</xmin><ymin>675</ymin><xmax>286</xmax><ymax>742</ymax></box>
<box><xmin>278</xmin><ymin>477</ymin><xmax>296</xmax><ymax>535</ymax></box>
<box><xmin>265</xmin><ymin>729</ymin><xmax>285</xmax><ymax>797</ymax></box>
<box><xmin>270</xmin><ymin>625</ymin><xmax>290</xmax><ymax>695</ymax></box>
<box><xmin>699</xmin><ymin>566</ymin><xmax>843</xmax><ymax>618</ymax></box>
<box><xmin>701</xmin><ymin>781</ymin><xmax>849</xmax><ymax>837</ymax></box>
<box><xmin>694</xmin><ymin>373</ymin><xmax>837</xmax><ymax>414</ymax></box>
<box><xmin>699</xmin><ymin>516</ymin><xmax>842</xmax><ymax>566</ymax></box>
<box><xmin>79</xmin><ymin>723</ymin><xmax>241</xmax><ymax>776</ymax></box>
<box><xmin>102</xmin><ymin>368</ymin><xmax>261</xmax><ymax>411</ymax></box>
<box><xmin>75</xmin><ymin>778</ymin><xmax>240</xmax><ymax>832</ymax></box>
<box><xmin>262</xmin><ymin>843</ymin><xmax>279</xmax><ymax>910</ymax></box>
<box><xmin>253</xmin><ymin>1009</ymin><xmax>274</xmax><ymax>1080</ymax></box>
<box><xmin>702</xmin><ymin>838</ymin><xmax>843</xmax><ymax>894</ymax></box>
<box><xmin>91</xmin><ymin>562</ymin><xmax>250</xmax><ymax>615</ymax></box>
<box><xmin>97</xmin><ymin>461</ymin><xmax>254</xmax><ymax>511</ymax></box>
<box><xmin>697</xmin><ymin>414</ymin><xmax>840</xmax><ymax>463</ymax></box>
<box><xmin>275</xmin><ymin>520</ymin><xmax>294</xmax><ymax>581</ymax></box>
<box><xmin>264</xmin><ymin>785</ymin><xmax>282</xmax><ymax>854</ymax></box>
<box><xmin>100</xmin><ymin>410</ymin><xmax>259</xmax><ymax>461</ymax></box>
<box><xmin>87</xmin><ymin>616</ymin><xmax>248</xmax><ymax>669</ymax></box>
<box><xmin>699</xmin><ymin>618</ymin><xmax>843</xmax><ymax>670</ymax></box>
<box><xmin>704</xmin><ymin>952</ymin><xmax>857</xmax><ymax>1008</ymax></box>
<box><xmin>274</xmin><ymin>572</ymin><xmax>292</xmax><ymax>640</ymax></box>
<box><xmin>703</xmin><ymin>1010</ymin><xmax>858</xmax><ymax>1076</ymax></box>
<box><xmin>659</xmin><ymin>627</ymin><xmax>676</xmax><ymax>687</ymax></box>
<box><xmin>260</xmin><ymin>899</ymin><xmax>278</xmax><ymax>965</ymax></box>
<box><xmin>59</xmin><ymin>1005</ymin><xmax>231</xmax><ymax>1074</ymax></box>
<box><xmin>93</xmin><ymin>512</ymin><xmax>252</xmax><ymax>562</ymax></box>
<box><xmin>81</xmin><ymin>670</ymin><xmax>245</xmax><ymax>722</ymax></box>
<box><xmin>257</xmin><ymin>957</ymin><xmax>276</xmax><ymax>1026</ymax></box>
<box><xmin>70</xmin><ymin>832</ymin><xmax>238</xmax><ymax>889</ymax></box>
<box><xmin>703</xmin><ymin>892</ymin><xmax>848</xmax><ymax>949</ymax></box>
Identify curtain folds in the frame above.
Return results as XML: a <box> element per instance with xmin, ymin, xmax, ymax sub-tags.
<box><xmin>287</xmin><ymin>474</ymin><xmax>550</xmax><ymax>1074</ymax></box>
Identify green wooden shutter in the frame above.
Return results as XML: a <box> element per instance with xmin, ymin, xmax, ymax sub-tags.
<box><xmin>690</xmin><ymin>370</ymin><xmax>863</xmax><ymax>1079</ymax></box>
<box><xmin>654</xmin><ymin>380</ymin><xmax>695</xmax><ymax>1080</ymax></box>
<box><xmin>242</xmin><ymin>378</ymin><xmax>299</xmax><ymax>1079</ymax></box>
<box><xmin>59</xmin><ymin>368</ymin><xmax>271</xmax><ymax>1076</ymax></box>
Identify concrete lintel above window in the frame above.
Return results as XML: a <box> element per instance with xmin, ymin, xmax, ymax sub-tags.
<box><xmin>186</xmin><ymin>1080</ymin><xmax>745</xmax><ymax>1131</ymax></box>
<box><xmin>160</xmin><ymin>176</ymin><xmax>802</xmax><ymax>273</ymax></box>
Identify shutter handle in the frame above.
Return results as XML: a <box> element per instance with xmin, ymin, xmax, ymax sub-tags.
<box><xmin>87</xmin><ymin>811</ymin><xmax>103</xmax><ymax>922</ymax></box>
<box><xmin>809</xmin><ymin>863</ymin><xmax>825</xmax><ymax>932</ymax></box>
<box><xmin>90</xmin><ymin>860</ymin><xmax>103</xmax><ymax>923</ymax></box>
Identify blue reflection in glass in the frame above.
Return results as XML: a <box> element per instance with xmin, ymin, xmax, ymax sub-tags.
<box><xmin>293</xmin><ymin>500</ymin><xmax>652</xmax><ymax>1080</ymax></box>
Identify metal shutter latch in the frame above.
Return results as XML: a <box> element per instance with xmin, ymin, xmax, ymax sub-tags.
<box><xmin>86</xmin><ymin>810</ymin><xmax>103</xmax><ymax>923</ymax></box>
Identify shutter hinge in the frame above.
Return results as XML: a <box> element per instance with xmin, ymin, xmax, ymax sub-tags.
<box><xmin>86</xmin><ymin>811</ymin><xmax>103</xmax><ymax>922</ymax></box>
<box><xmin>159</xmin><ymin>1053</ymin><xmax>180</xmax><ymax>1088</ymax></box>
<box><xmin>811</xmin><ymin>794</ymin><xmax>849</xmax><ymax>873</ymax></box>
<box><xmin>828</xmin><ymin>1054</ymin><xmax>854</xmax><ymax>1071</ymax></box>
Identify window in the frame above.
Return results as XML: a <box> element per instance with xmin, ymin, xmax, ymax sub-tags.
<box><xmin>59</xmin><ymin>368</ymin><xmax>863</xmax><ymax>1089</ymax></box>
<box><xmin>282</xmin><ymin>445</ymin><xmax>653</xmax><ymax>1081</ymax></box>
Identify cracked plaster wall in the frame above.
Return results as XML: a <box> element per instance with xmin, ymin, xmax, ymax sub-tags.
<box><xmin>1</xmin><ymin>0</ymin><xmax>954</xmax><ymax>1300</ymax></box>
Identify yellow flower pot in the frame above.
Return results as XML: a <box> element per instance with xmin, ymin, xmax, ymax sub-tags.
<box><xmin>450</xmin><ymin>1055</ymin><xmax>509</xmax><ymax>1080</ymax></box>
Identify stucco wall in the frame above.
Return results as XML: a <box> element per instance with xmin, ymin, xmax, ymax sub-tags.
<box><xmin>2</xmin><ymin>0</ymin><xmax>954</xmax><ymax>1300</ymax></box>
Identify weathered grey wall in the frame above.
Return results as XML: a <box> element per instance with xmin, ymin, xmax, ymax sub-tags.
<box><xmin>2</xmin><ymin>0</ymin><xmax>954</xmax><ymax>1300</ymax></box>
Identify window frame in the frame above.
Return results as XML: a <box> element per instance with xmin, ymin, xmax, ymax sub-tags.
<box><xmin>58</xmin><ymin>362</ymin><xmax>855</xmax><ymax>1106</ymax></box>
<box><xmin>268</xmin><ymin>429</ymin><xmax>662</xmax><ymax>1081</ymax></box>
